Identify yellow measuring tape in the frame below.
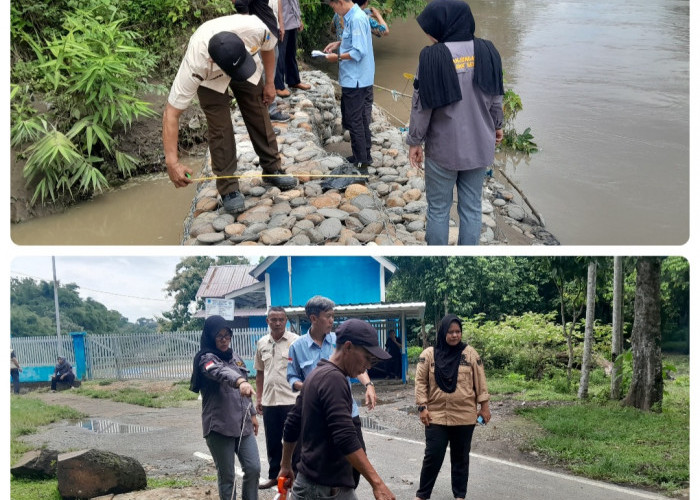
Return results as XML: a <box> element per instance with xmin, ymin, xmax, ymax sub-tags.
<box><xmin>187</xmin><ymin>173</ymin><xmax>370</xmax><ymax>182</ymax></box>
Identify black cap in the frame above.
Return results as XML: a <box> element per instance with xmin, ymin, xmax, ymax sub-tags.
<box><xmin>336</xmin><ymin>319</ymin><xmax>391</xmax><ymax>360</ymax></box>
<box><xmin>208</xmin><ymin>32</ymin><xmax>257</xmax><ymax>82</ymax></box>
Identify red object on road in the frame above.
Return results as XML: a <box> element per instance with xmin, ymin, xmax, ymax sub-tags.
<box><xmin>273</xmin><ymin>476</ymin><xmax>287</xmax><ymax>500</ymax></box>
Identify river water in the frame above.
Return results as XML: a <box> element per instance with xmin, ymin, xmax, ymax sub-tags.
<box><xmin>11</xmin><ymin>0</ymin><xmax>689</xmax><ymax>245</ymax></box>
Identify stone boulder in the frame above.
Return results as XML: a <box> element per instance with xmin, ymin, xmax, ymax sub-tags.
<box><xmin>11</xmin><ymin>449</ymin><xmax>58</xmax><ymax>479</ymax></box>
<box><xmin>57</xmin><ymin>449</ymin><xmax>147</xmax><ymax>499</ymax></box>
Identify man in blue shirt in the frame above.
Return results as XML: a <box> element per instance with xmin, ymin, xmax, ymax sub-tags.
<box><xmin>286</xmin><ymin>295</ymin><xmax>377</xmax><ymax>486</ymax></box>
<box><xmin>323</xmin><ymin>0</ymin><xmax>375</xmax><ymax>170</ymax></box>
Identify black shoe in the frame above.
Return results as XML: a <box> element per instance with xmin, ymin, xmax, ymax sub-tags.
<box><xmin>346</xmin><ymin>155</ymin><xmax>356</xmax><ymax>163</ymax></box>
<box><xmin>268</xmin><ymin>172</ymin><xmax>298</xmax><ymax>190</ymax></box>
<box><xmin>259</xmin><ymin>479</ymin><xmax>277</xmax><ymax>490</ymax></box>
<box><xmin>270</xmin><ymin>111</ymin><xmax>290</xmax><ymax>123</ymax></box>
<box><xmin>221</xmin><ymin>191</ymin><xmax>245</xmax><ymax>214</ymax></box>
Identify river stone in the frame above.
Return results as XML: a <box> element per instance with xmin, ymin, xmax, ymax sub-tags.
<box><xmin>318</xmin><ymin>217</ymin><xmax>343</xmax><ymax>239</ymax></box>
<box><xmin>11</xmin><ymin>449</ymin><xmax>58</xmax><ymax>479</ymax></box>
<box><xmin>386</xmin><ymin>194</ymin><xmax>406</xmax><ymax>208</ymax></box>
<box><xmin>296</xmin><ymin>150</ymin><xmax>320</xmax><ymax>162</ymax></box>
<box><xmin>482</xmin><ymin>214</ymin><xmax>497</xmax><ymax>228</ymax></box>
<box><xmin>448</xmin><ymin>227</ymin><xmax>459</xmax><ymax>245</ymax></box>
<box><xmin>481</xmin><ymin>227</ymin><xmax>495</xmax><ymax>243</ymax></box>
<box><xmin>404</xmin><ymin>201</ymin><xmax>428</xmax><ymax>213</ymax></box>
<box><xmin>196</xmin><ymin>232</ymin><xmax>226</xmax><ymax>244</ymax></box>
<box><xmin>499</xmin><ymin>190</ymin><xmax>515</xmax><ymax>201</ymax></box>
<box><xmin>506</xmin><ymin>205</ymin><xmax>526</xmax><ymax>221</ymax></box>
<box><xmin>244</xmin><ymin>222</ymin><xmax>269</xmax><ymax>235</ymax></box>
<box><xmin>493</xmin><ymin>198</ymin><xmax>507</xmax><ymax>207</ymax></box>
<box><xmin>403</xmin><ymin>188</ymin><xmax>422</xmax><ymax>202</ymax></box>
<box><xmin>225</xmin><ymin>223</ymin><xmax>246</xmax><ymax>236</ymax></box>
<box><xmin>229</xmin><ymin>233</ymin><xmax>260</xmax><ymax>243</ymax></box>
<box><xmin>344</xmin><ymin>215</ymin><xmax>365</xmax><ymax>231</ymax></box>
<box><xmin>287</xmin><ymin>234</ymin><xmax>311</xmax><ymax>245</ymax></box>
<box><xmin>294</xmin><ymin>219</ymin><xmax>316</xmax><ymax>232</ymax></box>
<box><xmin>339</xmin><ymin>229</ymin><xmax>361</xmax><ymax>245</ymax></box>
<box><xmin>320</xmin><ymin>156</ymin><xmax>345</xmax><ymax>170</ymax></box>
<box><xmin>305</xmin><ymin>183</ymin><xmax>324</xmax><ymax>197</ymax></box>
<box><xmin>188</xmin><ymin>221</ymin><xmax>215</xmax><ymax>238</ymax></box>
<box><xmin>350</xmin><ymin>194</ymin><xmax>377</xmax><ymax>210</ymax></box>
<box><xmin>482</xmin><ymin>200</ymin><xmax>494</xmax><ymax>214</ymax></box>
<box><xmin>212</xmin><ymin>214</ymin><xmax>235</xmax><ymax>231</ymax></box>
<box><xmin>259</xmin><ymin>228</ymin><xmax>292</xmax><ymax>245</ymax></box>
<box><xmin>195</xmin><ymin>197</ymin><xmax>219</xmax><ymax>213</ymax></box>
<box><xmin>408</xmin><ymin>177</ymin><xmax>425</xmax><ymax>191</ymax></box>
<box><xmin>306</xmin><ymin>227</ymin><xmax>326</xmax><ymax>244</ymax></box>
<box><xmin>406</xmin><ymin>220</ymin><xmax>425</xmax><ymax>232</ymax></box>
<box><xmin>305</xmin><ymin>213</ymin><xmax>325</xmax><ymax>225</ymax></box>
<box><xmin>290</xmin><ymin>205</ymin><xmax>317</xmax><ymax>219</ymax></box>
<box><xmin>311</xmin><ymin>193</ymin><xmax>342</xmax><ymax>209</ymax></box>
<box><xmin>275</xmin><ymin>189</ymin><xmax>304</xmax><ymax>202</ymax></box>
<box><xmin>237</xmin><ymin>210</ymin><xmax>271</xmax><ymax>225</ymax></box>
<box><xmin>362</xmin><ymin>221</ymin><xmax>385</xmax><ymax>235</ymax></box>
<box><xmin>270</xmin><ymin>201</ymin><xmax>292</xmax><ymax>216</ymax></box>
<box><xmin>344</xmin><ymin>184</ymin><xmax>370</xmax><ymax>200</ymax></box>
<box><xmin>375</xmin><ymin>234</ymin><xmax>403</xmax><ymax>245</ymax></box>
<box><xmin>248</xmin><ymin>186</ymin><xmax>267</xmax><ymax>197</ymax></box>
<box><xmin>358</xmin><ymin>208</ymin><xmax>381</xmax><ymax>225</ymax></box>
<box><xmin>318</xmin><ymin>208</ymin><xmax>350</xmax><ymax>220</ymax></box>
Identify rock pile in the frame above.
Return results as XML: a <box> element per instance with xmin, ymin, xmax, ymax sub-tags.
<box><xmin>182</xmin><ymin>70</ymin><xmax>558</xmax><ymax>246</ymax></box>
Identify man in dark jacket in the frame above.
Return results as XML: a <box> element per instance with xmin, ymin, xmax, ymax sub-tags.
<box><xmin>278</xmin><ymin>319</ymin><xmax>395</xmax><ymax>500</ymax></box>
<box><xmin>51</xmin><ymin>356</ymin><xmax>75</xmax><ymax>391</ymax></box>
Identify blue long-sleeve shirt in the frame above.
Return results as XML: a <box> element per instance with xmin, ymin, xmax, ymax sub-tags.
<box><xmin>286</xmin><ymin>332</ymin><xmax>360</xmax><ymax>417</ymax></box>
<box><xmin>338</xmin><ymin>4</ymin><xmax>375</xmax><ymax>89</ymax></box>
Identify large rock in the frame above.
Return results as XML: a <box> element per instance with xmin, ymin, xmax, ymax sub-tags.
<box><xmin>11</xmin><ymin>449</ymin><xmax>58</xmax><ymax>479</ymax></box>
<box><xmin>57</xmin><ymin>449</ymin><xmax>147</xmax><ymax>500</ymax></box>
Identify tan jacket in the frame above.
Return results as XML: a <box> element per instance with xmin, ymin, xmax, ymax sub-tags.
<box><xmin>415</xmin><ymin>345</ymin><xmax>489</xmax><ymax>426</ymax></box>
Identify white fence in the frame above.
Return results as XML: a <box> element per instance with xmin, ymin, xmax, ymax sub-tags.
<box><xmin>11</xmin><ymin>329</ymin><xmax>268</xmax><ymax>381</ymax></box>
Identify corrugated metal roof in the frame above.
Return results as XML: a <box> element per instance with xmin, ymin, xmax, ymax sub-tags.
<box><xmin>196</xmin><ymin>265</ymin><xmax>259</xmax><ymax>299</ymax></box>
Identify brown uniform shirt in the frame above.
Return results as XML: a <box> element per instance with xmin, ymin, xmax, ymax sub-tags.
<box><xmin>415</xmin><ymin>345</ymin><xmax>489</xmax><ymax>426</ymax></box>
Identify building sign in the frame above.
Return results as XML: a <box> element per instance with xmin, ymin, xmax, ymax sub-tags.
<box><xmin>205</xmin><ymin>298</ymin><xmax>235</xmax><ymax>320</ymax></box>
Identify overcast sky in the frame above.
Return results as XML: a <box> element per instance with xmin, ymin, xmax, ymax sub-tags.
<box><xmin>10</xmin><ymin>256</ymin><xmax>187</xmax><ymax>322</ymax></box>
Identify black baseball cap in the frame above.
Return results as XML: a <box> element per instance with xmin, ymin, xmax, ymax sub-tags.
<box><xmin>336</xmin><ymin>319</ymin><xmax>391</xmax><ymax>360</ymax></box>
<box><xmin>208</xmin><ymin>32</ymin><xmax>256</xmax><ymax>82</ymax></box>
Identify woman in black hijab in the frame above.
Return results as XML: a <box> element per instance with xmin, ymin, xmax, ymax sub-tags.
<box><xmin>190</xmin><ymin>315</ymin><xmax>261</xmax><ymax>500</ymax></box>
<box><xmin>414</xmin><ymin>314</ymin><xmax>491</xmax><ymax>500</ymax></box>
<box><xmin>406</xmin><ymin>0</ymin><xmax>505</xmax><ymax>246</ymax></box>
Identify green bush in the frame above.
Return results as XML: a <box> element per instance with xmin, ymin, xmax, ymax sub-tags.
<box><xmin>407</xmin><ymin>345</ymin><xmax>423</xmax><ymax>363</ymax></box>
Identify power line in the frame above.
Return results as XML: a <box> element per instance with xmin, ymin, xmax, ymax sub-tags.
<box><xmin>10</xmin><ymin>270</ymin><xmax>170</xmax><ymax>303</ymax></box>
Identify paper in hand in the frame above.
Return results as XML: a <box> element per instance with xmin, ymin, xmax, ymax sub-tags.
<box><xmin>311</xmin><ymin>50</ymin><xmax>327</xmax><ymax>58</ymax></box>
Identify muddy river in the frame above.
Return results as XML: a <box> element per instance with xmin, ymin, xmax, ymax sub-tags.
<box><xmin>11</xmin><ymin>0</ymin><xmax>689</xmax><ymax>245</ymax></box>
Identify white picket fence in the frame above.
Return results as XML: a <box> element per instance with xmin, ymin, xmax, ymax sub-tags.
<box><xmin>11</xmin><ymin>329</ymin><xmax>267</xmax><ymax>381</ymax></box>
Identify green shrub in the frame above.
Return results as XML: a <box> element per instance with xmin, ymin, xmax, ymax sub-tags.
<box><xmin>407</xmin><ymin>346</ymin><xmax>423</xmax><ymax>363</ymax></box>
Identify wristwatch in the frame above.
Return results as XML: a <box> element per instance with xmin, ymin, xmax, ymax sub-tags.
<box><xmin>417</xmin><ymin>405</ymin><xmax>426</xmax><ymax>412</ymax></box>
<box><xmin>364</xmin><ymin>381</ymin><xmax>374</xmax><ymax>388</ymax></box>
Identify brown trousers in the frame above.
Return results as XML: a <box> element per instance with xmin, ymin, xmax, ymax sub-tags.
<box><xmin>197</xmin><ymin>79</ymin><xmax>280</xmax><ymax>195</ymax></box>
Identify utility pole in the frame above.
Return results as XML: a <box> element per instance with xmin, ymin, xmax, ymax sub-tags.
<box><xmin>52</xmin><ymin>256</ymin><xmax>63</xmax><ymax>357</ymax></box>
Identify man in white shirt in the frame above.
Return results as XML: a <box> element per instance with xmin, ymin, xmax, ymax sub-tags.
<box><xmin>254</xmin><ymin>306</ymin><xmax>299</xmax><ymax>489</ymax></box>
<box><xmin>162</xmin><ymin>14</ymin><xmax>297</xmax><ymax>215</ymax></box>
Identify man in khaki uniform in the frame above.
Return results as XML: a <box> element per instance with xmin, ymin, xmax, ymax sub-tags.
<box><xmin>254</xmin><ymin>306</ymin><xmax>299</xmax><ymax>489</ymax></box>
<box><xmin>162</xmin><ymin>14</ymin><xmax>297</xmax><ymax>215</ymax></box>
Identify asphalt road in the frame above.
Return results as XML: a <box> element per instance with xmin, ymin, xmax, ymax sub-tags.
<box><xmin>22</xmin><ymin>392</ymin><xmax>670</xmax><ymax>500</ymax></box>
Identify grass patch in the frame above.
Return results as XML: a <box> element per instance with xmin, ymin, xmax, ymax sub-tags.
<box><xmin>147</xmin><ymin>477</ymin><xmax>194</xmax><ymax>489</ymax></box>
<box><xmin>504</xmin><ymin>355</ymin><xmax>690</xmax><ymax>494</ymax></box>
<box><xmin>10</xmin><ymin>478</ymin><xmax>62</xmax><ymax>500</ymax></box>
<box><xmin>10</xmin><ymin>396</ymin><xmax>86</xmax><ymax>463</ymax></box>
<box><xmin>10</xmin><ymin>397</ymin><xmax>87</xmax><ymax>499</ymax></box>
<box><xmin>74</xmin><ymin>379</ymin><xmax>200</xmax><ymax>408</ymax></box>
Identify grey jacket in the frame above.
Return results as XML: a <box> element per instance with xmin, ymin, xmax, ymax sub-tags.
<box><xmin>407</xmin><ymin>40</ymin><xmax>504</xmax><ymax>171</ymax></box>
<box><xmin>199</xmin><ymin>352</ymin><xmax>257</xmax><ymax>438</ymax></box>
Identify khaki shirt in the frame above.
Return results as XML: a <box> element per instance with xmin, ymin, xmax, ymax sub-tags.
<box><xmin>167</xmin><ymin>15</ymin><xmax>277</xmax><ymax>110</ymax></box>
<box><xmin>415</xmin><ymin>345</ymin><xmax>489</xmax><ymax>426</ymax></box>
<box><xmin>254</xmin><ymin>331</ymin><xmax>299</xmax><ymax>406</ymax></box>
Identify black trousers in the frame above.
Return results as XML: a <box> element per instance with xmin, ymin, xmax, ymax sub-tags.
<box><xmin>11</xmin><ymin>369</ymin><xmax>20</xmax><ymax>394</ymax></box>
<box><xmin>416</xmin><ymin>424</ymin><xmax>475</xmax><ymax>499</ymax></box>
<box><xmin>341</xmin><ymin>86</ymin><xmax>373</xmax><ymax>165</ymax></box>
<box><xmin>51</xmin><ymin>372</ymin><xmax>75</xmax><ymax>391</ymax></box>
<box><xmin>262</xmin><ymin>404</ymin><xmax>294</xmax><ymax>479</ymax></box>
<box><xmin>274</xmin><ymin>28</ymin><xmax>301</xmax><ymax>90</ymax></box>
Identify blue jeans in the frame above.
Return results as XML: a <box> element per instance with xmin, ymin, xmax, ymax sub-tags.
<box><xmin>291</xmin><ymin>472</ymin><xmax>357</xmax><ymax>500</ymax></box>
<box><xmin>205</xmin><ymin>432</ymin><xmax>260</xmax><ymax>500</ymax></box>
<box><xmin>424</xmin><ymin>157</ymin><xmax>485</xmax><ymax>245</ymax></box>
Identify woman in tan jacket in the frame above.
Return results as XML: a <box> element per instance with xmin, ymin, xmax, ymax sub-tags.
<box><xmin>414</xmin><ymin>314</ymin><xmax>490</xmax><ymax>500</ymax></box>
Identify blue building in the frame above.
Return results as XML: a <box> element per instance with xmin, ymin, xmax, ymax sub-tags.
<box><xmin>196</xmin><ymin>256</ymin><xmax>425</xmax><ymax>382</ymax></box>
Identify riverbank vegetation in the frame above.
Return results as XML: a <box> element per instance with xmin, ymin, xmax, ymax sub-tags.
<box><xmin>12</xmin><ymin>0</ymin><xmax>535</xmax><ymax>209</ymax></box>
